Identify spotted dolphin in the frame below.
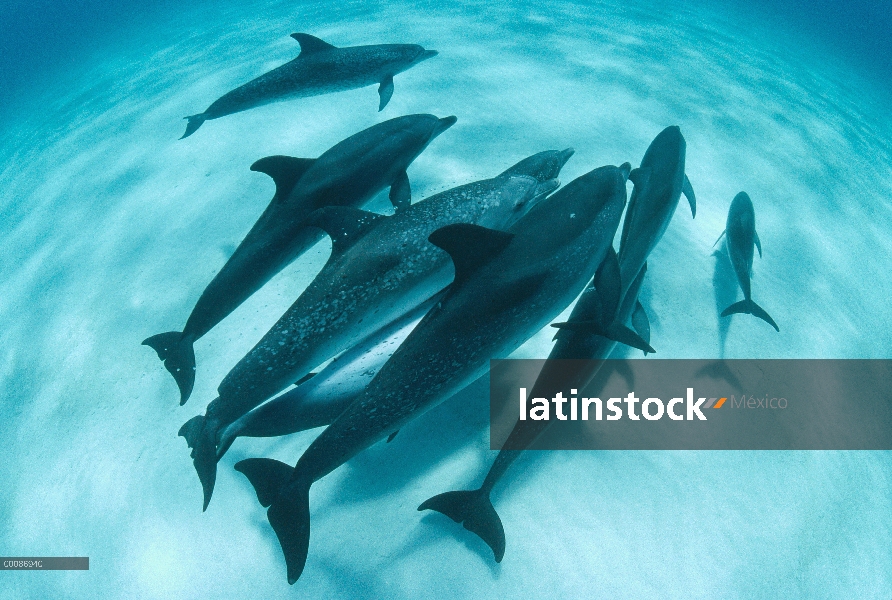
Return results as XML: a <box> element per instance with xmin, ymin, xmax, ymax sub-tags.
<box><xmin>144</xmin><ymin>114</ymin><xmax>455</xmax><ymax>405</ymax></box>
<box><xmin>234</xmin><ymin>162</ymin><xmax>631</xmax><ymax>584</ymax></box>
<box><xmin>180</xmin><ymin>33</ymin><xmax>438</xmax><ymax>138</ymax></box>
<box><xmin>214</xmin><ymin>292</ymin><xmax>443</xmax><ymax>461</ymax></box>
<box><xmin>419</xmin><ymin>127</ymin><xmax>697</xmax><ymax>561</ymax></box>
<box><xmin>715</xmin><ymin>192</ymin><xmax>779</xmax><ymax>331</ymax></box>
<box><xmin>182</xmin><ymin>150</ymin><xmax>572</xmax><ymax>510</ymax></box>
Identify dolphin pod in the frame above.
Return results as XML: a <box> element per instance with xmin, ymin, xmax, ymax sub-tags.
<box><xmin>144</xmin><ymin>114</ymin><xmax>455</xmax><ymax>404</ymax></box>
<box><xmin>182</xmin><ymin>151</ymin><xmax>571</xmax><ymax>510</ymax></box>
<box><xmin>180</xmin><ymin>33</ymin><xmax>438</xmax><ymax>138</ymax></box>
<box><xmin>151</xmin><ymin>30</ymin><xmax>783</xmax><ymax>583</ymax></box>
<box><xmin>715</xmin><ymin>192</ymin><xmax>779</xmax><ymax>331</ymax></box>
<box><xmin>234</xmin><ymin>163</ymin><xmax>631</xmax><ymax>584</ymax></box>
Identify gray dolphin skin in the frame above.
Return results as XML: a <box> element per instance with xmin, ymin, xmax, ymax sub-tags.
<box><xmin>620</xmin><ymin>125</ymin><xmax>696</xmax><ymax>286</ymax></box>
<box><xmin>234</xmin><ymin>162</ymin><xmax>630</xmax><ymax>584</ymax></box>
<box><xmin>716</xmin><ymin>192</ymin><xmax>779</xmax><ymax>331</ymax></box>
<box><xmin>181</xmin><ymin>149</ymin><xmax>573</xmax><ymax>510</ymax></box>
<box><xmin>214</xmin><ymin>292</ymin><xmax>443</xmax><ymax>461</ymax></box>
<box><xmin>419</xmin><ymin>128</ymin><xmax>695</xmax><ymax>561</ymax></box>
<box><xmin>180</xmin><ymin>33</ymin><xmax>438</xmax><ymax>138</ymax></box>
<box><xmin>143</xmin><ymin>114</ymin><xmax>455</xmax><ymax>405</ymax></box>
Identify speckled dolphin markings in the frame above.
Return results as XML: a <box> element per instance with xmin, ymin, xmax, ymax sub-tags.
<box><xmin>143</xmin><ymin>114</ymin><xmax>455</xmax><ymax>405</ymax></box>
<box><xmin>181</xmin><ymin>150</ymin><xmax>572</xmax><ymax>510</ymax></box>
<box><xmin>180</xmin><ymin>33</ymin><xmax>438</xmax><ymax>138</ymax></box>
<box><xmin>214</xmin><ymin>292</ymin><xmax>443</xmax><ymax>461</ymax></box>
<box><xmin>234</xmin><ymin>162</ymin><xmax>630</xmax><ymax>584</ymax></box>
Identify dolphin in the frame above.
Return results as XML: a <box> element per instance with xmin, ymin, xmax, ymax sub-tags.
<box><xmin>214</xmin><ymin>292</ymin><xmax>443</xmax><ymax>460</ymax></box>
<box><xmin>180</xmin><ymin>33</ymin><xmax>438</xmax><ymax>138</ymax></box>
<box><xmin>234</xmin><ymin>162</ymin><xmax>631</xmax><ymax>584</ymax></box>
<box><xmin>419</xmin><ymin>127</ymin><xmax>697</xmax><ymax>561</ymax></box>
<box><xmin>619</xmin><ymin>125</ymin><xmax>695</xmax><ymax>287</ymax></box>
<box><xmin>715</xmin><ymin>192</ymin><xmax>778</xmax><ymax>331</ymax></box>
<box><xmin>144</xmin><ymin>114</ymin><xmax>455</xmax><ymax>404</ymax></box>
<box><xmin>182</xmin><ymin>150</ymin><xmax>573</xmax><ymax>510</ymax></box>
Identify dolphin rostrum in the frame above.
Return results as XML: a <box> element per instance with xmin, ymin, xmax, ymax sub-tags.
<box><xmin>419</xmin><ymin>127</ymin><xmax>697</xmax><ymax>561</ymax></box>
<box><xmin>235</xmin><ymin>162</ymin><xmax>631</xmax><ymax>584</ymax></box>
<box><xmin>214</xmin><ymin>292</ymin><xmax>443</xmax><ymax>460</ymax></box>
<box><xmin>180</xmin><ymin>33</ymin><xmax>438</xmax><ymax>138</ymax></box>
<box><xmin>182</xmin><ymin>150</ymin><xmax>573</xmax><ymax>509</ymax></box>
<box><xmin>143</xmin><ymin>114</ymin><xmax>455</xmax><ymax>405</ymax></box>
<box><xmin>715</xmin><ymin>192</ymin><xmax>778</xmax><ymax>331</ymax></box>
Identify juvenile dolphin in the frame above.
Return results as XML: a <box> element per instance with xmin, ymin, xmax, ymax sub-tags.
<box><xmin>181</xmin><ymin>33</ymin><xmax>438</xmax><ymax>138</ymax></box>
<box><xmin>620</xmin><ymin>125</ymin><xmax>695</xmax><ymax>286</ymax></box>
<box><xmin>215</xmin><ymin>292</ymin><xmax>443</xmax><ymax>460</ymax></box>
<box><xmin>715</xmin><ymin>192</ymin><xmax>779</xmax><ymax>331</ymax></box>
<box><xmin>182</xmin><ymin>150</ymin><xmax>572</xmax><ymax>509</ymax></box>
<box><xmin>144</xmin><ymin>114</ymin><xmax>455</xmax><ymax>404</ymax></box>
<box><xmin>419</xmin><ymin>129</ymin><xmax>696</xmax><ymax>560</ymax></box>
<box><xmin>235</xmin><ymin>162</ymin><xmax>630</xmax><ymax>584</ymax></box>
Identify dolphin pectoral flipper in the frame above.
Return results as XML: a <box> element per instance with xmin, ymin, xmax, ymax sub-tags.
<box><xmin>389</xmin><ymin>170</ymin><xmax>411</xmax><ymax>210</ymax></box>
<box><xmin>754</xmin><ymin>230</ymin><xmax>762</xmax><ymax>258</ymax></box>
<box><xmin>683</xmin><ymin>174</ymin><xmax>696</xmax><ymax>217</ymax></box>
<box><xmin>713</xmin><ymin>230</ymin><xmax>726</xmax><ymax>248</ymax></box>
<box><xmin>142</xmin><ymin>331</ymin><xmax>196</xmax><ymax>405</ymax></box>
<box><xmin>386</xmin><ymin>430</ymin><xmax>399</xmax><ymax>443</ymax></box>
<box><xmin>631</xmin><ymin>300</ymin><xmax>652</xmax><ymax>355</ymax></box>
<box><xmin>418</xmin><ymin>489</ymin><xmax>506</xmax><ymax>562</ymax></box>
<box><xmin>250</xmin><ymin>156</ymin><xmax>316</xmax><ymax>203</ymax></box>
<box><xmin>429</xmin><ymin>224</ymin><xmax>515</xmax><ymax>284</ymax></box>
<box><xmin>550</xmin><ymin>320</ymin><xmax>655</xmax><ymax>353</ymax></box>
<box><xmin>378</xmin><ymin>75</ymin><xmax>395</xmax><ymax>111</ymax></box>
<box><xmin>594</xmin><ymin>247</ymin><xmax>622</xmax><ymax>320</ymax></box>
<box><xmin>290</xmin><ymin>33</ymin><xmax>337</xmax><ymax>54</ymax></box>
<box><xmin>304</xmin><ymin>206</ymin><xmax>385</xmax><ymax>252</ymax></box>
<box><xmin>181</xmin><ymin>114</ymin><xmax>208</xmax><ymax>139</ymax></box>
<box><xmin>234</xmin><ymin>458</ymin><xmax>294</xmax><ymax>507</ymax></box>
<box><xmin>721</xmin><ymin>299</ymin><xmax>779</xmax><ymax>332</ymax></box>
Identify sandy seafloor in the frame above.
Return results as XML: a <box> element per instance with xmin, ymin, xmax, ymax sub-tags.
<box><xmin>1</xmin><ymin>0</ymin><xmax>892</xmax><ymax>597</ymax></box>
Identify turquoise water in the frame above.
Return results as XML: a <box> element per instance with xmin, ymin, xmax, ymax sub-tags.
<box><xmin>1</xmin><ymin>0</ymin><xmax>891</xmax><ymax>597</ymax></box>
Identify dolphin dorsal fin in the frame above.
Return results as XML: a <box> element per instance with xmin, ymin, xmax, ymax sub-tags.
<box><xmin>593</xmin><ymin>247</ymin><xmax>622</xmax><ymax>322</ymax></box>
<box><xmin>251</xmin><ymin>156</ymin><xmax>316</xmax><ymax>203</ymax></box>
<box><xmin>428</xmin><ymin>223</ymin><xmax>514</xmax><ymax>284</ymax></box>
<box><xmin>305</xmin><ymin>206</ymin><xmax>384</xmax><ymax>252</ymax></box>
<box><xmin>291</xmin><ymin>33</ymin><xmax>337</xmax><ymax>54</ymax></box>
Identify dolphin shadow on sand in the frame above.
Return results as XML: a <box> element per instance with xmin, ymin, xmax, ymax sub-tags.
<box><xmin>711</xmin><ymin>246</ymin><xmax>739</xmax><ymax>357</ymax></box>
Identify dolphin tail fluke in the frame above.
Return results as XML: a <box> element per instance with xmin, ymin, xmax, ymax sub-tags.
<box><xmin>270</xmin><ymin>479</ymin><xmax>312</xmax><ymax>584</ymax></box>
<box><xmin>235</xmin><ymin>458</ymin><xmax>310</xmax><ymax>583</ymax></box>
<box><xmin>179</xmin><ymin>415</ymin><xmax>219</xmax><ymax>511</ymax></box>
<box><xmin>180</xmin><ymin>114</ymin><xmax>207</xmax><ymax>139</ymax></box>
<box><xmin>418</xmin><ymin>489</ymin><xmax>506</xmax><ymax>562</ymax></box>
<box><xmin>142</xmin><ymin>331</ymin><xmax>196</xmax><ymax>405</ymax></box>
<box><xmin>721</xmin><ymin>299</ymin><xmax>779</xmax><ymax>332</ymax></box>
<box><xmin>234</xmin><ymin>458</ymin><xmax>294</xmax><ymax>507</ymax></box>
